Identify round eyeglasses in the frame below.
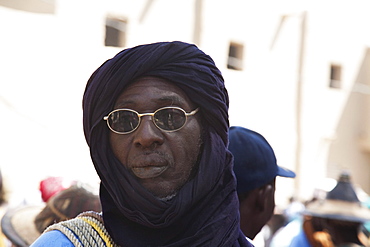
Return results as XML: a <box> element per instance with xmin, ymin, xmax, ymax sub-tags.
<box><xmin>103</xmin><ymin>106</ymin><xmax>199</xmax><ymax>134</ymax></box>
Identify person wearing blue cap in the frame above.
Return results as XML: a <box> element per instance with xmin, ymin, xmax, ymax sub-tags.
<box><xmin>228</xmin><ymin>126</ymin><xmax>296</xmax><ymax>242</ymax></box>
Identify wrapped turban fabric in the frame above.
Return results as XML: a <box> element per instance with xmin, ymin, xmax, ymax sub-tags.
<box><xmin>83</xmin><ymin>41</ymin><xmax>251</xmax><ymax>247</ymax></box>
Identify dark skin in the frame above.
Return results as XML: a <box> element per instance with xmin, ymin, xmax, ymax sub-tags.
<box><xmin>109</xmin><ymin>77</ymin><xmax>202</xmax><ymax>199</ymax></box>
<box><xmin>238</xmin><ymin>178</ymin><xmax>276</xmax><ymax>239</ymax></box>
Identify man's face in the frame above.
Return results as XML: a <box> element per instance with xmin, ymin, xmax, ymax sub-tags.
<box><xmin>109</xmin><ymin>77</ymin><xmax>202</xmax><ymax>199</ymax></box>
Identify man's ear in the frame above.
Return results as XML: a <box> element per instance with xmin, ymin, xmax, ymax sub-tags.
<box><xmin>256</xmin><ymin>183</ymin><xmax>273</xmax><ymax>211</ymax></box>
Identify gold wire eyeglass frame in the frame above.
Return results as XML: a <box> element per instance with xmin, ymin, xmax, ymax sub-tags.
<box><xmin>103</xmin><ymin>106</ymin><xmax>199</xmax><ymax>134</ymax></box>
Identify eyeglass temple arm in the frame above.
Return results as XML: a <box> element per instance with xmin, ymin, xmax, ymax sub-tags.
<box><xmin>187</xmin><ymin>108</ymin><xmax>199</xmax><ymax>116</ymax></box>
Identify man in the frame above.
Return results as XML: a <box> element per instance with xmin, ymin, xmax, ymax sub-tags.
<box><xmin>228</xmin><ymin>126</ymin><xmax>296</xmax><ymax>242</ymax></box>
<box><xmin>270</xmin><ymin>172</ymin><xmax>370</xmax><ymax>247</ymax></box>
<box><xmin>291</xmin><ymin>172</ymin><xmax>370</xmax><ymax>247</ymax></box>
<box><xmin>31</xmin><ymin>42</ymin><xmax>253</xmax><ymax>246</ymax></box>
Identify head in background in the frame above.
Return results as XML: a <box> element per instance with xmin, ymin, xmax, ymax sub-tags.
<box><xmin>1</xmin><ymin>184</ymin><xmax>101</xmax><ymax>247</ymax></box>
<box><xmin>228</xmin><ymin>126</ymin><xmax>296</xmax><ymax>239</ymax></box>
<box><xmin>38</xmin><ymin>176</ymin><xmax>77</xmax><ymax>202</ymax></box>
<box><xmin>304</xmin><ymin>171</ymin><xmax>370</xmax><ymax>246</ymax></box>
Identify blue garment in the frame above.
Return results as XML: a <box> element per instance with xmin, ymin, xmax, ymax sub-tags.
<box><xmin>270</xmin><ymin>218</ymin><xmax>311</xmax><ymax>247</ymax></box>
<box><xmin>32</xmin><ymin>230</ymin><xmax>253</xmax><ymax>247</ymax></box>
<box><xmin>289</xmin><ymin>227</ymin><xmax>312</xmax><ymax>247</ymax></box>
<box><xmin>31</xmin><ymin>230</ymin><xmax>73</xmax><ymax>247</ymax></box>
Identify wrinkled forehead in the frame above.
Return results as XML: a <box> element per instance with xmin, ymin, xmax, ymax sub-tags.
<box><xmin>114</xmin><ymin>76</ymin><xmax>197</xmax><ymax>110</ymax></box>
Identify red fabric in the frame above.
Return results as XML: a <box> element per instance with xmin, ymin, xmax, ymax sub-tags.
<box><xmin>39</xmin><ymin>177</ymin><xmax>75</xmax><ymax>202</ymax></box>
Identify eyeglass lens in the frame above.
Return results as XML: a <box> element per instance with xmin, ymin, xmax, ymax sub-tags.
<box><xmin>108</xmin><ymin>110</ymin><xmax>139</xmax><ymax>133</ymax></box>
<box><xmin>154</xmin><ymin>108</ymin><xmax>186</xmax><ymax>131</ymax></box>
<box><xmin>107</xmin><ymin>108</ymin><xmax>187</xmax><ymax>133</ymax></box>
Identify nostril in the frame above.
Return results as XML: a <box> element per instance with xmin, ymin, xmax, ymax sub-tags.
<box><xmin>134</xmin><ymin>142</ymin><xmax>141</xmax><ymax>148</ymax></box>
<box><xmin>134</xmin><ymin>138</ymin><xmax>162</xmax><ymax>150</ymax></box>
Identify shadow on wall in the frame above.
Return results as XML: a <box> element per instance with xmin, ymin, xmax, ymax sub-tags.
<box><xmin>327</xmin><ymin>48</ymin><xmax>370</xmax><ymax>193</ymax></box>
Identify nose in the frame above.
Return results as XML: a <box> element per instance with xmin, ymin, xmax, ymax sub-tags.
<box><xmin>133</xmin><ymin>116</ymin><xmax>164</xmax><ymax>148</ymax></box>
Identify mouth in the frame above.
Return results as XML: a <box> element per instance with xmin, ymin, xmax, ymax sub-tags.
<box><xmin>131</xmin><ymin>166</ymin><xmax>168</xmax><ymax>179</ymax></box>
<box><xmin>129</xmin><ymin>152</ymin><xmax>171</xmax><ymax>179</ymax></box>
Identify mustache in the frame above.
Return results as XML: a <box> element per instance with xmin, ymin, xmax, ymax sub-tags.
<box><xmin>128</xmin><ymin>151</ymin><xmax>173</xmax><ymax>167</ymax></box>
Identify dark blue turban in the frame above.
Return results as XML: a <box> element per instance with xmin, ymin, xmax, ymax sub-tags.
<box><xmin>82</xmin><ymin>41</ymin><xmax>252</xmax><ymax>246</ymax></box>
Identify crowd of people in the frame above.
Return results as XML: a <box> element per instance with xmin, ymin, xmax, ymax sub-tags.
<box><xmin>0</xmin><ymin>41</ymin><xmax>369</xmax><ymax>246</ymax></box>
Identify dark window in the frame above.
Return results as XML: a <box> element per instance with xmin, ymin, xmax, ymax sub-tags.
<box><xmin>329</xmin><ymin>64</ymin><xmax>342</xmax><ymax>89</ymax></box>
<box><xmin>227</xmin><ymin>42</ymin><xmax>244</xmax><ymax>70</ymax></box>
<box><xmin>105</xmin><ymin>18</ymin><xmax>127</xmax><ymax>47</ymax></box>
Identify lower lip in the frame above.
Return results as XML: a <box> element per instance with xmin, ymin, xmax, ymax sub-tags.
<box><xmin>131</xmin><ymin>166</ymin><xmax>167</xmax><ymax>179</ymax></box>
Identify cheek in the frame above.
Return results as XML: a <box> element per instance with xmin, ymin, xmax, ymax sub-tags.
<box><xmin>176</xmin><ymin>126</ymin><xmax>202</xmax><ymax>166</ymax></box>
<box><xmin>269</xmin><ymin>194</ymin><xmax>276</xmax><ymax>214</ymax></box>
<box><xmin>109</xmin><ymin>133</ymin><xmax>129</xmax><ymax>165</ymax></box>
<box><xmin>186</xmin><ymin>135</ymin><xmax>202</xmax><ymax>159</ymax></box>
<box><xmin>183</xmin><ymin>120</ymin><xmax>202</xmax><ymax>151</ymax></box>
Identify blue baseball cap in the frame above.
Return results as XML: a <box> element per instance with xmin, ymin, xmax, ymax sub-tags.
<box><xmin>228</xmin><ymin>126</ymin><xmax>296</xmax><ymax>195</ymax></box>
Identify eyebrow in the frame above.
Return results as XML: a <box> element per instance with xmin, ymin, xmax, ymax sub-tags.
<box><xmin>157</xmin><ymin>95</ymin><xmax>185</xmax><ymax>106</ymax></box>
<box><xmin>114</xmin><ymin>95</ymin><xmax>187</xmax><ymax>108</ymax></box>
